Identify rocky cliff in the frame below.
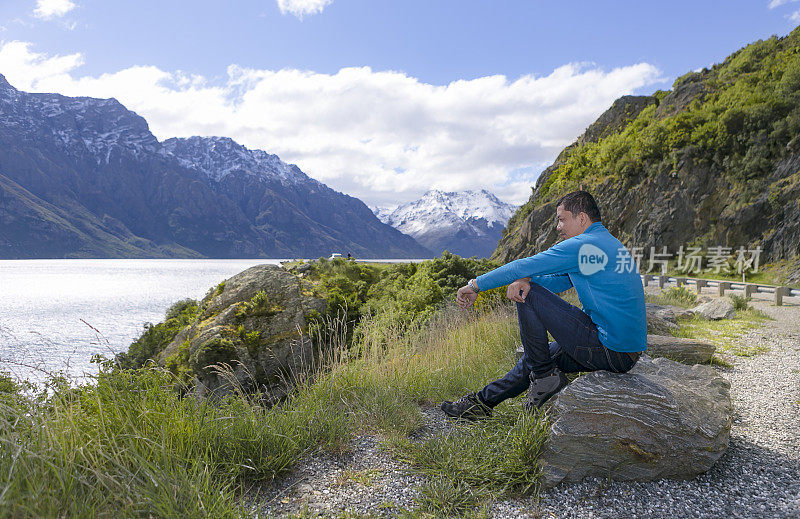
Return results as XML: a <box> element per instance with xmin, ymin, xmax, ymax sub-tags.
<box><xmin>494</xmin><ymin>28</ymin><xmax>800</xmax><ymax>282</ymax></box>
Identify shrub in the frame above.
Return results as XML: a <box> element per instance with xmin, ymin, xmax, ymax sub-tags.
<box><xmin>234</xmin><ymin>290</ymin><xmax>283</xmax><ymax>319</ymax></box>
<box><xmin>189</xmin><ymin>337</ymin><xmax>239</xmax><ymax>375</ymax></box>
<box><xmin>117</xmin><ymin>299</ymin><xmax>199</xmax><ymax>369</ymax></box>
<box><xmin>730</xmin><ymin>294</ymin><xmax>752</xmax><ymax>311</ymax></box>
<box><xmin>661</xmin><ymin>286</ymin><xmax>698</xmax><ymax>306</ymax></box>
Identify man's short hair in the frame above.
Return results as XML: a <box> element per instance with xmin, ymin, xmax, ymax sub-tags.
<box><xmin>555</xmin><ymin>191</ymin><xmax>601</xmax><ymax>222</ymax></box>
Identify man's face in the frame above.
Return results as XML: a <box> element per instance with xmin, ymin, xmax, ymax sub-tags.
<box><xmin>556</xmin><ymin>205</ymin><xmax>587</xmax><ymax>240</ymax></box>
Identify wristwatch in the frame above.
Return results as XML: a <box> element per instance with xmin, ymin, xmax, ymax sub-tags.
<box><xmin>468</xmin><ymin>279</ymin><xmax>481</xmax><ymax>293</ymax></box>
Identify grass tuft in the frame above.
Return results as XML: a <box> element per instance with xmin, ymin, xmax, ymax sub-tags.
<box><xmin>673</xmin><ymin>308</ymin><xmax>772</xmax><ymax>356</ymax></box>
<box><xmin>387</xmin><ymin>405</ymin><xmax>547</xmax><ymax>515</ymax></box>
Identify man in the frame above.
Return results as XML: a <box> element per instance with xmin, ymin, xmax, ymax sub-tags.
<box><xmin>441</xmin><ymin>191</ymin><xmax>647</xmax><ymax>420</ymax></box>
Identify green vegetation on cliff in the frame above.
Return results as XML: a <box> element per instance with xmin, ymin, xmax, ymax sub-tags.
<box><xmin>535</xmin><ymin>30</ymin><xmax>800</xmax><ymax>202</ymax></box>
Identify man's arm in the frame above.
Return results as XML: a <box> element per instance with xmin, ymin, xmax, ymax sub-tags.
<box><xmin>506</xmin><ymin>274</ymin><xmax>572</xmax><ymax>303</ymax></box>
<box><xmin>531</xmin><ymin>274</ymin><xmax>573</xmax><ymax>294</ymax></box>
<box><xmin>475</xmin><ymin>239</ymin><xmax>579</xmax><ymax>292</ymax></box>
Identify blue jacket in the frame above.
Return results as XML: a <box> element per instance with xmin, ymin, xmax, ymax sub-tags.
<box><xmin>476</xmin><ymin>221</ymin><xmax>646</xmax><ymax>352</ymax></box>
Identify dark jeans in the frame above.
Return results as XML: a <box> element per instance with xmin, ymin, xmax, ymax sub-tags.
<box><xmin>477</xmin><ymin>282</ymin><xmax>637</xmax><ymax>407</ymax></box>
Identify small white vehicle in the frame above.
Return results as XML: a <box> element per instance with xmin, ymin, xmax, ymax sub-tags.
<box><xmin>329</xmin><ymin>253</ymin><xmax>342</xmax><ymax>260</ymax></box>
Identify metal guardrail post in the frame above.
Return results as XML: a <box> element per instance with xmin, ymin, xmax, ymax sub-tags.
<box><xmin>718</xmin><ymin>282</ymin><xmax>730</xmax><ymax>296</ymax></box>
<box><xmin>695</xmin><ymin>279</ymin><xmax>707</xmax><ymax>294</ymax></box>
<box><xmin>642</xmin><ymin>274</ymin><xmax>649</xmax><ymax>287</ymax></box>
<box><xmin>676</xmin><ymin>277</ymin><xmax>685</xmax><ymax>287</ymax></box>
<box><xmin>776</xmin><ymin>286</ymin><xmax>785</xmax><ymax>306</ymax></box>
<box><xmin>745</xmin><ymin>284</ymin><xmax>757</xmax><ymax>298</ymax></box>
<box><xmin>658</xmin><ymin>275</ymin><xmax>666</xmax><ymax>289</ymax></box>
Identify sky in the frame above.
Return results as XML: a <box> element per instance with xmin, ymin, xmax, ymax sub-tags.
<box><xmin>0</xmin><ymin>1</ymin><xmax>799</xmax><ymax>209</ymax></box>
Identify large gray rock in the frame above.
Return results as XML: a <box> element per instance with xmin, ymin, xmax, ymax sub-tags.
<box><xmin>157</xmin><ymin>264</ymin><xmax>326</xmax><ymax>400</ymax></box>
<box><xmin>646</xmin><ymin>334</ymin><xmax>715</xmax><ymax>364</ymax></box>
<box><xmin>646</xmin><ymin>308</ymin><xmax>679</xmax><ymax>336</ymax></box>
<box><xmin>645</xmin><ymin>303</ymin><xmax>694</xmax><ymax>323</ymax></box>
<box><xmin>538</xmin><ymin>355</ymin><xmax>732</xmax><ymax>488</ymax></box>
<box><xmin>691</xmin><ymin>299</ymin><xmax>736</xmax><ymax>320</ymax></box>
<box><xmin>646</xmin><ymin>303</ymin><xmax>696</xmax><ymax>335</ymax></box>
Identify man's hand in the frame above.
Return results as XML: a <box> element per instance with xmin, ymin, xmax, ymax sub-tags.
<box><xmin>456</xmin><ymin>285</ymin><xmax>479</xmax><ymax>309</ymax></box>
<box><xmin>506</xmin><ymin>277</ymin><xmax>531</xmax><ymax>303</ymax></box>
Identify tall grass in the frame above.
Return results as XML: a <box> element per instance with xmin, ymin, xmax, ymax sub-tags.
<box><xmin>0</xmin><ymin>301</ymin><xmax>538</xmax><ymax>517</ymax></box>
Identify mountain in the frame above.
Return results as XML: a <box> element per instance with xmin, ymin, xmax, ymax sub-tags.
<box><xmin>0</xmin><ymin>75</ymin><xmax>431</xmax><ymax>259</ymax></box>
<box><xmin>495</xmin><ymin>27</ymin><xmax>800</xmax><ymax>282</ymax></box>
<box><xmin>375</xmin><ymin>189</ymin><xmax>516</xmax><ymax>258</ymax></box>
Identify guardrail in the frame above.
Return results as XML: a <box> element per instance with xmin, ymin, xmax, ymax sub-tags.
<box><xmin>640</xmin><ymin>274</ymin><xmax>799</xmax><ymax>306</ymax></box>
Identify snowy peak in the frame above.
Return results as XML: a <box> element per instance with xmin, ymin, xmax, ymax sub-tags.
<box><xmin>0</xmin><ymin>77</ymin><xmax>158</xmax><ymax>163</ymax></box>
<box><xmin>161</xmin><ymin>136</ymin><xmax>313</xmax><ymax>185</ymax></box>
<box><xmin>416</xmin><ymin>189</ymin><xmax>515</xmax><ymax>226</ymax></box>
<box><xmin>378</xmin><ymin>189</ymin><xmax>516</xmax><ymax>236</ymax></box>
<box><xmin>375</xmin><ymin>189</ymin><xmax>516</xmax><ymax>258</ymax></box>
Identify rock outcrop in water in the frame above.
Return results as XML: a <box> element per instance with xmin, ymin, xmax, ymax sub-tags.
<box><xmin>154</xmin><ymin>264</ymin><xmax>326</xmax><ymax>400</ymax></box>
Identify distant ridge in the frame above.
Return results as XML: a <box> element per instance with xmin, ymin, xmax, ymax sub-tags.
<box><xmin>0</xmin><ymin>74</ymin><xmax>432</xmax><ymax>259</ymax></box>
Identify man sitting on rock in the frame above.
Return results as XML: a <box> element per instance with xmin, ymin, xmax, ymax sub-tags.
<box><xmin>441</xmin><ymin>190</ymin><xmax>647</xmax><ymax>420</ymax></box>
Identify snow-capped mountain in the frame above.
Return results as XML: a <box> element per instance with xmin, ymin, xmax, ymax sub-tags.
<box><xmin>0</xmin><ymin>78</ymin><xmax>159</xmax><ymax>164</ymax></box>
<box><xmin>161</xmin><ymin>136</ymin><xmax>312</xmax><ymax>185</ymax></box>
<box><xmin>0</xmin><ymin>74</ymin><xmax>431</xmax><ymax>259</ymax></box>
<box><xmin>376</xmin><ymin>190</ymin><xmax>516</xmax><ymax>258</ymax></box>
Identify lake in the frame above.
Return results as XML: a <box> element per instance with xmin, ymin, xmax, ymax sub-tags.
<box><xmin>0</xmin><ymin>259</ymin><xmax>288</xmax><ymax>382</ymax></box>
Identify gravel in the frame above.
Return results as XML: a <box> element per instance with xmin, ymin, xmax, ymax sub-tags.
<box><xmin>251</xmin><ymin>291</ymin><xmax>800</xmax><ymax>518</ymax></box>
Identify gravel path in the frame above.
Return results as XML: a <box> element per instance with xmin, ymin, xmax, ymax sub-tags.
<box><xmin>252</xmin><ymin>293</ymin><xmax>800</xmax><ymax>518</ymax></box>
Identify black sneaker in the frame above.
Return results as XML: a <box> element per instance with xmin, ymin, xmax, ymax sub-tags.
<box><xmin>440</xmin><ymin>393</ymin><xmax>492</xmax><ymax>420</ymax></box>
<box><xmin>523</xmin><ymin>368</ymin><xmax>568</xmax><ymax>411</ymax></box>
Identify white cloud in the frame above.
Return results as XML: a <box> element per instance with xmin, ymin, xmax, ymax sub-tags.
<box><xmin>0</xmin><ymin>41</ymin><xmax>662</xmax><ymax>207</ymax></box>
<box><xmin>769</xmin><ymin>0</ymin><xmax>800</xmax><ymax>8</ymax></box>
<box><xmin>276</xmin><ymin>0</ymin><xmax>332</xmax><ymax>19</ymax></box>
<box><xmin>33</xmin><ymin>0</ymin><xmax>76</xmax><ymax>19</ymax></box>
<box><xmin>789</xmin><ymin>9</ymin><xmax>800</xmax><ymax>22</ymax></box>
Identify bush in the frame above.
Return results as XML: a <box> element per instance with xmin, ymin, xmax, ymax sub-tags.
<box><xmin>116</xmin><ymin>299</ymin><xmax>199</xmax><ymax>369</ymax></box>
<box><xmin>661</xmin><ymin>286</ymin><xmax>698</xmax><ymax>306</ymax></box>
<box><xmin>189</xmin><ymin>337</ymin><xmax>239</xmax><ymax>375</ymax></box>
<box><xmin>234</xmin><ymin>290</ymin><xmax>282</xmax><ymax>319</ymax></box>
<box><xmin>730</xmin><ymin>294</ymin><xmax>752</xmax><ymax>311</ymax></box>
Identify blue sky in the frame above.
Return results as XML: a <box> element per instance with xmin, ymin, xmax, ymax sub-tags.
<box><xmin>1</xmin><ymin>0</ymin><xmax>799</xmax><ymax>207</ymax></box>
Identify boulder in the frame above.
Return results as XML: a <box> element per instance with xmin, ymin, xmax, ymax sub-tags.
<box><xmin>538</xmin><ymin>355</ymin><xmax>732</xmax><ymax>488</ymax></box>
<box><xmin>157</xmin><ymin>264</ymin><xmax>326</xmax><ymax>400</ymax></box>
<box><xmin>645</xmin><ymin>303</ymin><xmax>694</xmax><ymax>323</ymax></box>
<box><xmin>691</xmin><ymin>299</ymin><xmax>736</xmax><ymax>320</ymax></box>
<box><xmin>646</xmin><ymin>311</ymin><xmax>679</xmax><ymax>336</ymax></box>
<box><xmin>646</xmin><ymin>303</ymin><xmax>697</xmax><ymax>335</ymax></box>
<box><xmin>646</xmin><ymin>334</ymin><xmax>715</xmax><ymax>364</ymax></box>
